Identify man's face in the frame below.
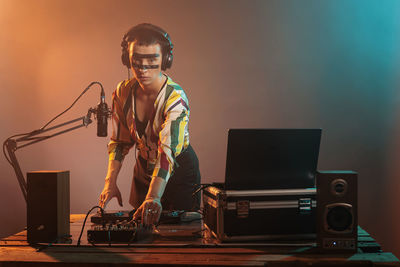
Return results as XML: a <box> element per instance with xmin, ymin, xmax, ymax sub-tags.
<box><xmin>129</xmin><ymin>41</ymin><xmax>163</xmax><ymax>87</ymax></box>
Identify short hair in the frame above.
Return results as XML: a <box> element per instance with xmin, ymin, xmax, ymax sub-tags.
<box><xmin>127</xmin><ymin>28</ymin><xmax>169</xmax><ymax>53</ymax></box>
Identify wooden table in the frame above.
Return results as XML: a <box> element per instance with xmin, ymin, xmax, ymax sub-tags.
<box><xmin>0</xmin><ymin>214</ymin><xmax>398</xmax><ymax>266</ymax></box>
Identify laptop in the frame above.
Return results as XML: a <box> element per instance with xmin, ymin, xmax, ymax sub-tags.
<box><xmin>224</xmin><ymin>129</ymin><xmax>322</xmax><ymax>190</ymax></box>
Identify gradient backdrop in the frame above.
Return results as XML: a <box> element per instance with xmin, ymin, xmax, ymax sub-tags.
<box><xmin>1</xmin><ymin>0</ymin><xmax>400</xmax><ymax>256</ymax></box>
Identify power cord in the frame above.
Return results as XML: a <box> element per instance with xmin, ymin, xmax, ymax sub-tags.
<box><xmin>77</xmin><ymin>205</ymin><xmax>104</xmax><ymax>247</ymax></box>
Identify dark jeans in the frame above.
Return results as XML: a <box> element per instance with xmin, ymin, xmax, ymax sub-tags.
<box><xmin>132</xmin><ymin>144</ymin><xmax>201</xmax><ymax>211</ymax></box>
<box><xmin>161</xmin><ymin>144</ymin><xmax>201</xmax><ymax>211</ymax></box>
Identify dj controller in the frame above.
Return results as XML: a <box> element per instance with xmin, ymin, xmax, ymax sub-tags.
<box><xmin>87</xmin><ymin>210</ymin><xmax>189</xmax><ymax>243</ymax></box>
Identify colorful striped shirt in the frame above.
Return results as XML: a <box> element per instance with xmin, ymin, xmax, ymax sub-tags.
<box><xmin>108</xmin><ymin>75</ymin><xmax>190</xmax><ymax>182</ymax></box>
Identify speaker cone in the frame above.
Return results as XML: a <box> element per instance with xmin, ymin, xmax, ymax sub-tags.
<box><xmin>330</xmin><ymin>179</ymin><xmax>348</xmax><ymax>196</ymax></box>
<box><xmin>324</xmin><ymin>203</ymin><xmax>353</xmax><ymax>233</ymax></box>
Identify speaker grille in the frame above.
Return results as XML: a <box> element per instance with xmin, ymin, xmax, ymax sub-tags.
<box><xmin>325</xmin><ymin>204</ymin><xmax>353</xmax><ymax>233</ymax></box>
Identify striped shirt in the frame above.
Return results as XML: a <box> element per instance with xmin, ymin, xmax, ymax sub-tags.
<box><xmin>108</xmin><ymin>75</ymin><xmax>190</xmax><ymax>182</ymax></box>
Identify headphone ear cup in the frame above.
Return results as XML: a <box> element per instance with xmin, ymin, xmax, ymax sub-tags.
<box><xmin>121</xmin><ymin>50</ymin><xmax>130</xmax><ymax>68</ymax></box>
<box><xmin>164</xmin><ymin>53</ymin><xmax>173</xmax><ymax>70</ymax></box>
<box><xmin>121</xmin><ymin>39</ymin><xmax>131</xmax><ymax>68</ymax></box>
<box><xmin>161</xmin><ymin>45</ymin><xmax>173</xmax><ymax>71</ymax></box>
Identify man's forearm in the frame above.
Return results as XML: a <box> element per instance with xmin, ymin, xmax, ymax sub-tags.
<box><xmin>145</xmin><ymin>176</ymin><xmax>167</xmax><ymax>201</ymax></box>
<box><xmin>105</xmin><ymin>160</ymin><xmax>122</xmax><ymax>184</ymax></box>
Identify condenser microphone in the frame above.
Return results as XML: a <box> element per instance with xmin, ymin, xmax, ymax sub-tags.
<box><xmin>96</xmin><ymin>90</ymin><xmax>109</xmax><ymax>137</ymax></box>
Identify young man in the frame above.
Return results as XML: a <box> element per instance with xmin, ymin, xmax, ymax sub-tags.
<box><xmin>98</xmin><ymin>23</ymin><xmax>200</xmax><ymax>226</ymax></box>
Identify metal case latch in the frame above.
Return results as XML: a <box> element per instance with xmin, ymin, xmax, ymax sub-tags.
<box><xmin>236</xmin><ymin>200</ymin><xmax>250</xmax><ymax>218</ymax></box>
<box><xmin>298</xmin><ymin>198</ymin><xmax>312</xmax><ymax>214</ymax></box>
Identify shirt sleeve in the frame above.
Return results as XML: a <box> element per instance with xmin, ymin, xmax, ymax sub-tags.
<box><xmin>152</xmin><ymin>90</ymin><xmax>190</xmax><ymax>181</ymax></box>
<box><xmin>107</xmin><ymin>81</ymin><xmax>135</xmax><ymax>162</ymax></box>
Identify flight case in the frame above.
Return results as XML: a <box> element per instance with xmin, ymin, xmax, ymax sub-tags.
<box><xmin>203</xmin><ymin>185</ymin><xmax>317</xmax><ymax>242</ymax></box>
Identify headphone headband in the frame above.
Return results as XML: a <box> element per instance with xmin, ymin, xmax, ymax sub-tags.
<box><xmin>121</xmin><ymin>23</ymin><xmax>173</xmax><ymax>71</ymax></box>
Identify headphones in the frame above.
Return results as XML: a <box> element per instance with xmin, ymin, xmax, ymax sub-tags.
<box><xmin>121</xmin><ymin>23</ymin><xmax>173</xmax><ymax>71</ymax></box>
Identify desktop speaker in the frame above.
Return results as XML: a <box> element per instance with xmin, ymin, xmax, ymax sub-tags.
<box><xmin>316</xmin><ymin>170</ymin><xmax>358</xmax><ymax>252</ymax></box>
<box><xmin>27</xmin><ymin>170</ymin><xmax>70</xmax><ymax>243</ymax></box>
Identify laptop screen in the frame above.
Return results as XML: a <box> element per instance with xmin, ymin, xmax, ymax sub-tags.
<box><xmin>224</xmin><ymin>129</ymin><xmax>322</xmax><ymax>190</ymax></box>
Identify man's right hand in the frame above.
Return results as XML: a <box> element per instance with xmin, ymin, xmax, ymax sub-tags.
<box><xmin>99</xmin><ymin>160</ymin><xmax>123</xmax><ymax>209</ymax></box>
<box><xmin>99</xmin><ymin>181</ymin><xmax>123</xmax><ymax>209</ymax></box>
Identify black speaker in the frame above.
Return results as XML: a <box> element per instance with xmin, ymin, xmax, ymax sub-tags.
<box><xmin>316</xmin><ymin>170</ymin><xmax>358</xmax><ymax>252</ymax></box>
<box><xmin>27</xmin><ymin>170</ymin><xmax>70</xmax><ymax>243</ymax></box>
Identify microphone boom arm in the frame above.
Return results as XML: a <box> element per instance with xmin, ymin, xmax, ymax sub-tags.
<box><xmin>5</xmin><ymin>107</ymin><xmax>96</xmax><ymax>203</ymax></box>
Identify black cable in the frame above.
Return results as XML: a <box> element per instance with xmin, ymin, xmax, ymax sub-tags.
<box><xmin>77</xmin><ymin>205</ymin><xmax>104</xmax><ymax>247</ymax></box>
<box><xmin>3</xmin><ymin>81</ymin><xmax>104</xmax><ymax>174</ymax></box>
<box><xmin>88</xmin><ymin>240</ymin><xmax>98</xmax><ymax>247</ymax></box>
<box><xmin>192</xmin><ymin>183</ymin><xmax>213</xmax><ymax>197</ymax></box>
<box><xmin>40</xmin><ymin>81</ymin><xmax>104</xmax><ymax>130</ymax></box>
<box><xmin>3</xmin><ymin>133</ymin><xmax>31</xmax><ymax>165</ymax></box>
<box><xmin>35</xmin><ymin>234</ymin><xmax>72</xmax><ymax>252</ymax></box>
<box><xmin>191</xmin><ymin>183</ymin><xmax>214</xmax><ymax>211</ymax></box>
